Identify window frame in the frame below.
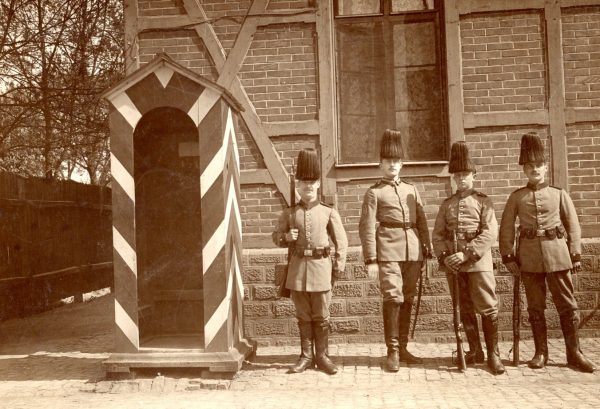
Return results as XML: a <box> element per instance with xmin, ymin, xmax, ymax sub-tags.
<box><xmin>332</xmin><ymin>0</ymin><xmax>449</xmax><ymax>167</ymax></box>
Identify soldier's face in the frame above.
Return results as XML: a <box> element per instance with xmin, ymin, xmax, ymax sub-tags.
<box><xmin>523</xmin><ymin>161</ymin><xmax>547</xmax><ymax>185</ymax></box>
<box><xmin>380</xmin><ymin>158</ymin><xmax>403</xmax><ymax>179</ymax></box>
<box><xmin>453</xmin><ymin>171</ymin><xmax>475</xmax><ymax>191</ymax></box>
<box><xmin>297</xmin><ymin>179</ymin><xmax>320</xmax><ymax>203</ymax></box>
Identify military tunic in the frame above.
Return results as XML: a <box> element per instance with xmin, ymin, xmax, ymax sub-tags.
<box><xmin>359</xmin><ymin>178</ymin><xmax>431</xmax><ymax>303</ymax></box>
<box><xmin>499</xmin><ymin>181</ymin><xmax>581</xmax><ymax>273</ymax></box>
<box><xmin>272</xmin><ymin>200</ymin><xmax>348</xmax><ymax>292</ymax></box>
<box><xmin>432</xmin><ymin>189</ymin><xmax>497</xmax><ymax>273</ymax></box>
<box><xmin>432</xmin><ymin>189</ymin><xmax>498</xmax><ymax>316</ymax></box>
<box><xmin>359</xmin><ymin>179</ymin><xmax>430</xmax><ymax>262</ymax></box>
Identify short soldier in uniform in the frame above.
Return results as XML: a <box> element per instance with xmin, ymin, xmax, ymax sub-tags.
<box><xmin>500</xmin><ymin>132</ymin><xmax>595</xmax><ymax>373</ymax></box>
<box><xmin>433</xmin><ymin>141</ymin><xmax>505</xmax><ymax>374</ymax></box>
<box><xmin>359</xmin><ymin>129</ymin><xmax>432</xmax><ymax>372</ymax></box>
<box><xmin>272</xmin><ymin>148</ymin><xmax>348</xmax><ymax>375</ymax></box>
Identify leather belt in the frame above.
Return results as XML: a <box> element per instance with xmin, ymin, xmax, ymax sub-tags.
<box><xmin>293</xmin><ymin>246</ymin><xmax>331</xmax><ymax>258</ymax></box>
<box><xmin>380</xmin><ymin>221</ymin><xmax>416</xmax><ymax>229</ymax></box>
<box><xmin>520</xmin><ymin>225</ymin><xmax>565</xmax><ymax>240</ymax></box>
<box><xmin>446</xmin><ymin>230</ymin><xmax>480</xmax><ymax>241</ymax></box>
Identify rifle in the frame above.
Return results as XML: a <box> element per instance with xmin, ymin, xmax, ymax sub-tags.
<box><xmin>411</xmin><ymin>257</ymin><xmax>429</xmax><ymax>339</ymax></box>
<box><xmin>451</xmin><ymin>231</ymin><xmax>467</xmax><ymax>372</ymax></box>
<box><xmin>277</xmin><ymin>167</ymin><xmax>295</xmax><ymax>298</ymax></box>
<box><xmin>512</xmin><ymin>229</ymin><xmax>521</xmax><ymax>366</ymax></box>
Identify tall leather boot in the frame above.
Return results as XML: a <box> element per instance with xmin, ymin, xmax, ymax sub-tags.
<box><xmin>560</xmin><ymin>312</ymin><xmax>596</xmax><ymax>373</ymax></box>
<box><xmin>481</xmin><ymin>315</ymin><xmax>505</xmax><ymax>375</ymax></box>
<box><xmin>383</xmin><ymin>301</ymin><xmax>401</xmax><ymax>371</ymax></box>
<box><xmin>398</xmin><ymin>302</ymin><xmax>423</xmax><ymax>364</ymax></box>
<box><xmin>461</xmin><ymin>311</ymin><xmax>485</xmax><ymax>364</ymax></box>
<box><xmin>288</xmin><ymin>321</ymin><xmax>314</xmax><ymax>373</ymax></box>
<box><xmin>528</xmin><ymin>311</ymin><xmax>549</xmax><ymax>369</ymax></box>
<box><xmin>313</xmin><ymin>321</ymin><xmax>338</xmax><ymax>375</ymax></box>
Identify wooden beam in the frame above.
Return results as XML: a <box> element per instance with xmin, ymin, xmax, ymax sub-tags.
<box><xmin>257</xmin><ymin>11</ymin><xmax>316</xmax><ymax>26</ymax></box>
<box><xmin>565</xmin><ymin>107</ymin><xmax>600</xmax><ymax>124</ymax></box>
<box><xmin>463</xmin><ymin>111</ymin><xmax>549</xmax><ymax>128</ymax></box>
<box><xmin>182</xmin><ymin>0</ymin><xmax>294</xmax><ymax>205</ymax></box>
<box><xmin>124</xmin><ymin>0</ymin><xmax>139</xmax><ymax>74</ymax></box>
<box><xmin>445</xmin><ymin>0</ymin><xmax>464</xmax><ymax>146</ymax></box>
<box><xmin>139</xmin><ymin>15</ymin><xmax>194</xmax><ymax>31</ymax></box>
<box><xmin>263</xmin><ymin>120</ymin><xmax>320</xmax><ymax>137</ymax></box>
<box><xmin>546</xmin><ymin>0</ymin><xmax>569</xmax><ymax>189</ymax></box>
<box><xmin>316</xmin><ymin>0</ymin><xmax>338</xmax><ymax>203</ymax></box>
<box><xmin>241</xmin><ymin>169</ymin><xmax>272</xmax><ymax>185</ymax></box>
<box><xmin>458</xmin><ymin>0</ymin><xmax>545</xmax><ymax>14</ymax></box>
<box><xmin>334</xmin><ymin>163</ymin><xmax>450</xmax><ymax>182</ymax></box>
<box><xmin>560</xmin><ymin>0</ymin><xmax>600</xmax><ymax>7</ymax></box>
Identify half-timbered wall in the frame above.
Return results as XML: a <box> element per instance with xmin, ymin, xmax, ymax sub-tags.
<box><xmin>126</xmin><ymin>0</ymin><xmax>600</xmax><ymax>345</ymax></box>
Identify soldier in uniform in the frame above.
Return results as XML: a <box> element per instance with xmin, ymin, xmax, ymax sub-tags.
<box><xmin>500</xmin><ymin>132</ymin><xmax>595</xmax><ymax>373</ymax></box>
<box><xmin>359</xmin><ymin>129</ymin><xmax>431</xmax><ymax>372</ymax></box>
<box><xmin>432</xmin><ymin>141</ymin><xmax>505</xmax><ymax>374</ymax></box>
<box><xmin>272</xmin><ymin>148</ymin><xmax>348</xmax><ymax>375</ymax></box>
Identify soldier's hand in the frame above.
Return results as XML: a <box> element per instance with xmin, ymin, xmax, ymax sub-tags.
<box><xmin>504</xmin><ymin>261</ymin><xmax>520</xmax><ymax>276</ymax></box>
<box><xmin>444</xmin><ymin>253</ymin><xmax>463</xmax><ymax>271</ymax></box>
<box><xmin>572</xmin><ymin>261</ymin><xmax>582</xmax><ymax>274</ymax></box>
<box><xmin>367</xmin><ymin>263</ymin><xmax>379</xmax><ymax>281</ymax></box>
<box><xmin>285</xmin><ymin>228</ymin><xmax>298</xmax><ymax>242</ymax></box>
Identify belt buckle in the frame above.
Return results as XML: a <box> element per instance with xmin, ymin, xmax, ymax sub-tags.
<box><xmin>303</xmin><ymin>249</ymin><xmax>313</xmax><ymax>257</ymax></box>
<box><xmin>536</xmin><ymin>229</ymin><xmax>545</xmax><ymax>237</ymax></box>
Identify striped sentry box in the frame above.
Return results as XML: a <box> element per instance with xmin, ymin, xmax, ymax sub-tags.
<box><xmin>102</xmin><ymin>54</ymin><xmax>244</xmax><ymax>354</ymax></box>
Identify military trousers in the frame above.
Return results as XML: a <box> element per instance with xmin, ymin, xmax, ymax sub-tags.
<box><xmin>378</xmin><ymin>261</ymin><xmax>421</xmax><ymax>303</ymax></box>
<box><xmin>445</xmin><ymin>271</ymin><xmax>498</xmax><ymax>317</ymax></box>
<box><xmin>522</xmin><ymin>270</ymin><xmax>578</xmax><ymax>316</ymax></box>
<box><xmin>291</xmin><ymin>290</ymin><xmax>331</xmax><ymax>322</ymax></box>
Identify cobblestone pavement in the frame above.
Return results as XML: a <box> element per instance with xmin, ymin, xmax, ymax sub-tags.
<box><xmin>0</xmin><ymin>294</ymin><xmax>598</xmax><ymax>408</ymax></box>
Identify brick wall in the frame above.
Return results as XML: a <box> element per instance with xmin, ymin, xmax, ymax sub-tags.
<box><xmin>242</xmin><ymin>244</ymin><xmax>600</xmax><ymax>346</ymax></box>
<box><xmin>562</xmin><ymin>6</ymin><xmax>600</xmax><ymax>108</ymax></box>
<box><xmin>139</xmin><ymin>0</ymin><xmax>186</xmax><ymax>16</ymax></box>
<box><xmin>567</xmin><ymin>122</ymin><xmax>600</xmax><ymax>227</ymax></box>
<box><xmin>461</xmin><ymin>11</ymin><xmax>547</xmax><ymax>112</ymax></box>
<box><xmin>239</xmin><ymin>23</ymin><xmax>318</xmax><ymax>123</ymax></box>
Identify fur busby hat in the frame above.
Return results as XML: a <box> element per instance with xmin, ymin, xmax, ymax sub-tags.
<box><xmin>380</xmin><ymin>129</ymin><xmax>404</xmax><ymax>160</ymax></box>
<box><xmin>519</xmin><ymin>132</ymin><xmax>546</xmax><ymax>165</ymax></box>
<box><xmin>448</xmin><ymin>141</ymin><xmax>476</xmax><ymax>174</ymax></box>
<box><xmin>295</xmin><ymin>148</ymin><xmax>320</xmax><ymax>181</ymax></box>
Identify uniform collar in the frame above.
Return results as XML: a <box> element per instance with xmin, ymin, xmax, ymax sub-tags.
<box><xmin>381</xmin><ymin>177</ymin><xmax>401</xmax><ymax>186</ymax></box>
<box><xmin>456</xmin><ymin>188</ymin><xmax>475</xmax><ymax>198</ymax></box>
<box><xmin>527</xmin><ymin>181</ymin><xmax>549</xmax><ymax>191</ymax></box>
<box><xmin>299</xmin><ymin>199</ymin><xmax>319</xmax><ymax>209</ymax></box>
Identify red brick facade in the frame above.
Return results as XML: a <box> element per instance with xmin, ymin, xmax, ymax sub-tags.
<box><xmin>127</xmin><ymin>0</ymin><xmax>600</xmax><ymax>345</ymax></box>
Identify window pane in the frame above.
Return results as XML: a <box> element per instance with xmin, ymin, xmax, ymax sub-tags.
<box><xmin>336</xmin><ymin>0</ymin><xmax>381</xmax><ymax>16</ymax></box>
<box><xmin>391</xmin><ymin>21</ymin><xmax>445</xmax><ymax>161</ymax></box>
<box><xmin>336</xmin><ymin>22</ymin><xmax>386</xmax><ymax>163</ymax></box>
<box><xmin>392</xmin><ymin>0</ymin><xmax>435</xmax><ymax>13</ymax></box>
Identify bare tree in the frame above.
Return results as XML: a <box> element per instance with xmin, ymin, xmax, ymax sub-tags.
<box><xmin>0</xmin><ymin>0</ymin><xmax>123</xmax><ymax>185</ymax></box>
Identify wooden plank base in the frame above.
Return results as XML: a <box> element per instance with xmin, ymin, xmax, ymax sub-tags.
<box><xmin>103</xmin><ymin>339</ymin><xmax>256</xmax><ymax>376</ymax></box>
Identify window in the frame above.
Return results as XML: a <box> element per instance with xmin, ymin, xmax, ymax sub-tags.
<box><xmin>334</xmin><ymin>0</ymin><xmax>447</xmax><ymax>164</ymax></box>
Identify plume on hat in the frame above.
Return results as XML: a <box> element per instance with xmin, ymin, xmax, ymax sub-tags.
<box><xmin>295</xmin><ymin>148</ymin><xmax>320</xmax><ymax>181</ymax></box>
<box><xmin>519</xmin><ymin>132</ymin><xmax>545</xmax><ymax>165</ymax></box>
<box><xmin>380</xmin><ymin>129</ymin><xmax>404</xmax><ymax>160</ymax></box>
<box><xmin>448</xmin><ymin>141</ymin><xmax>476</xmax><ymax>174</ymax></box>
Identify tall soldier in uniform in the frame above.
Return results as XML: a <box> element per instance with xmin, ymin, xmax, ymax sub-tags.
<box><xmin>359</xmin><ymin>129</ymin><xmax>432</xmax><ymax>372</ymax></box>
<box><xmin>272</xmin><ymin>148</ymin><xmax>348</xmax><ymax>375</ymax></box>
<box><xmin>500</xmin><ymin>132</ymin><xmax>595</xmax><ymax>373</ymax></box>
<box><xmin>433</xmin><ymin>141</ymin><xmax>505</xmax><ymax>374</ymax></box>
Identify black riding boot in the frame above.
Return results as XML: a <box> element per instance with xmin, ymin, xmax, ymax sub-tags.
<box><xmin>560</xmin><ymin>312</ymin><xmax>596</xmax><ymax>373</ymax></box>
<box><xmin>528</xmin><ymin>311</ymin><xmax>548</xmax><ymax>369</ymax></box>
<box><xmin>481</xmin><ymin>315</ymin><xmax>505</xmax><ymax>375</ymax></box>
<box><xmin>383</xmin><ymin>301</ymin><xmax>401</xmax><ymax>371</ymax></box>
<box><xmin>462</xmin><ymin>311</ymin><xmax>485</xmax><ymax>364</ymax></box>
<box><xmin>398</xmin><ymin>302</ymin><xmax>423</xmax><ymax>364</ymax></box>
<box><xmin>288</xmin><ymin>321</ymin><xmax>314</xmax><ymax>373</ymax></box>
<box><xmin>313</xmin><ymin>321</ymin><xmax>338</xmax><ymax>375</ymax></box>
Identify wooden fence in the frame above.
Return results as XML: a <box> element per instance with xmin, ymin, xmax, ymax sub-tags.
<box><xmin>0</xmin><ymin>173</ymin><xmax>113</xmax><ymax>320</ymax></box>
